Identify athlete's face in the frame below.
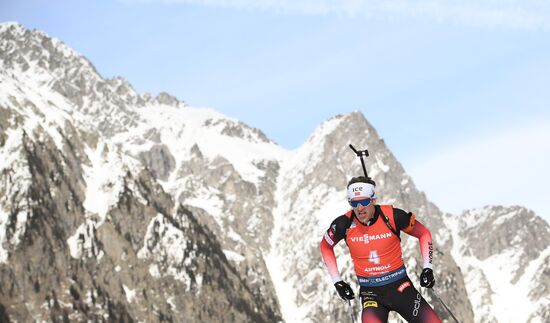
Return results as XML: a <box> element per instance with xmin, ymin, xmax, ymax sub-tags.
<box><xmin>351</xmin><ymin>197</ymin><xmax>376</xmax><ymax>223</ymax></box>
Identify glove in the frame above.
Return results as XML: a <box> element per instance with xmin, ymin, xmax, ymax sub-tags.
<box><xmin>334</xmin><ymin>281</ymin><xmax>355</xmax><ymax>300</ymax></box>
<box><xmin>420</xmin><ymin>268</ymin><xmax>435</xmax><ymax>288</ymax></box>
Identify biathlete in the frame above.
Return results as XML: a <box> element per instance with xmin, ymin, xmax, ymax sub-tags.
<box><xmin>320</xmin><ymin>176</ymin><xmax>442</xmax><ymax>323</ymax></box>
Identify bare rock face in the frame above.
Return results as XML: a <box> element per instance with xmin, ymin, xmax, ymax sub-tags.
<box><xmin>449</xmin><ymin>206</ymin><xmax>550</xmax><ymax>322</ymax></box>
<box><xmin>0</xmin><ymin>125</ymin><xmax>281</xmax><ymax>322</ymax></box>
<box><xmin>154</xmin><ymin>92</ymin><xmax>184</xmax><ymax>107</ymax></box>
<box><xmin>174</xmin><ymin>143</ymin><xmax>282</xmax><ymax>316</ymax></box>
<box><xmin>203</xmin><ymin>118</ymin><xmax>272</xmax><ymax>144</ymax></box>
<box><xmin>460</xmin><ymin>206</ymin><xmax>548</xmax><ymax>263</ymax></box>
<box><xmin>138</xmin><ymin>144</ymin><xmax>176</xmax><ymax>181</ymax></box>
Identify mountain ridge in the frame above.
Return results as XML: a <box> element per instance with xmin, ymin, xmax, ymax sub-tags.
<box><xmin>1</xmin><ymin>22</ymin><xmax>548</xmax><ymax>322</ymax></box>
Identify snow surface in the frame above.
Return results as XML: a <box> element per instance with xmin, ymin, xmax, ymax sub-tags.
<box><xmin>166</xmin><ymin>296</ymin><xmax>177</xmax><ymax>312</ymax></box>
<box><xmin>264</xmin><ymin>251</ymin><xmax>308</xmax><ymax>323</ymax></box>
<box><xmin>82</xmin><ymin>144</ymin><xmax>124</xmax><ymax>221</ymax></box>
<box><xmin>446</xmin><ymin>213</ymin><xmax>549</xmax><ymax>323</ymax></box>
<box><xmin>122</xmin><ymin>284</ymin><xmax>137</xmax><ymax>303</ymax></box>
<box><xmin>0</xmin><ymin>128</ymin><xmax>33</xmax><ymax>263</ymax></box>
<box><xmin>266</xmin><ymin>155</ymin><xmax>308</xmax><ymax>323</ymax></box>
<box><xmin>286</xmin><ymin>115</ymin><xmax>344</xmax><ymax>183</ymax></box>
<box><xmin>137</xmin><ymin>213</ymin><xmax>200</xmax><ymax>290</ymax></box>
<box><xmin>123</xmin><ymin>102</ymin><xmax>289</xmax><ymax>186</ymax></box>
<box><xmin>0</xmin><ymin>22</ymin><xmax>22</xmax><ymax>33</ymax></box>
<box><xmin>223</xmin><ymin>249</ymin><xmax>246</xmax><ymax>263</ymax></box>
<box><xmin>67</xmin><ymin>220</ymin><xmax>92</xmax><ymax>259</ymax></box>
<box><xmin>183</xmin><ymin>189</ymin><xmax>225</xmax><ymax>226</ymax></box>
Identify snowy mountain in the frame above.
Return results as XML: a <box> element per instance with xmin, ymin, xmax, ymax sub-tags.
<box><xmin>1</xmin><ymin>22</ymin><xmax>548</xmax><ymax>322</ymax></box>
<box><xmin>267</xmin><ymin>112</ymin><xmax>474</xmax><ymax>323</ymax></box>
<box><xmin>446</xmin><ymin>206</ymin><xmax>550</xmax><ymax>323</ymax></box>
<box><xmin>0</xmin><ymin>22</ymin><xmax>283</xmax><ymax>322</ymax></box>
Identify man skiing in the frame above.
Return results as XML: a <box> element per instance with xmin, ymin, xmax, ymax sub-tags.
<box><xmin>320</xmin><ymin>176</ymin><xmax>442</xmax><ymax>323</ymax></box>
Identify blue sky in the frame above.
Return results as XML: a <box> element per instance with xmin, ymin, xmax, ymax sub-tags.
<box><xmin>2</xmin><ymin>0</ymin><xmax>550</xmax><ymax>221</ymax></box>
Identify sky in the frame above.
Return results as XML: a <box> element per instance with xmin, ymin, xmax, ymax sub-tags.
<box><xmin>1</xmin><ymin>0</ymin><xmax>549</xmax><ymax>221</ymax></box>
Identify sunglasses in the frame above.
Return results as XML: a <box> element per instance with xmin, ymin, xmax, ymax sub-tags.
<box><xmin>350</xmin><ymin>198</ymin><xmax>372</xmax><ymax>208</ymax></box>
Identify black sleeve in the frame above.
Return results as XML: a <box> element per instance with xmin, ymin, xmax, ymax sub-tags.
<box><xmin>393</xmin><ymin>207</ymin><xmax>414</xmax><ymax>232</ymax></box>
<box><xmin>323</xmin><ymin>215</ymin><xmax>351</xmax><ymax>246</ymax></box>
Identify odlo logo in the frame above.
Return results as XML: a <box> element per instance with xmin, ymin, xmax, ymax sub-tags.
<box><xmin>413</xmin><ymin>293</ymin><xmax>421</xmax><ymax>317</ymax></box>
<box><xmin>428</xmin><ymin>242</ymin><xmax>433</xmax><ymax>265</ymax></box>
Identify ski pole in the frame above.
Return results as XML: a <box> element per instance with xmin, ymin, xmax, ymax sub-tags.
<box><xmin>346</xmin><ymin>299</ymin><xmax>357</xmax><ymax>323</ymax></box>
<box><xmin>431</xmin><ymin>289</ymin><xmax>460</xmax><ymax>323</ymax></box>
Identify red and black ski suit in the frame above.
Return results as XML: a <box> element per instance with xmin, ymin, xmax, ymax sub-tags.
<box><xmin>320</xmin><ymin>205</ymin><xmax>441</xmax><ymax>323</ymax></box>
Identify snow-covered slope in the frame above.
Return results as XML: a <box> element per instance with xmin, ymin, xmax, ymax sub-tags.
<box><xmin>0</xmin><ymin>22</ymin><xmax>285</xmax><ymax>321</ymax></box>
<box><xmin>1</xmin><ymin>22</ymin><xmax>548</xmax><ymax>322</ymax></box>
<box><xmin>447</xmin><ymin>206</ymin><xmax>550</xmax><ymax>323</ymax></box>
